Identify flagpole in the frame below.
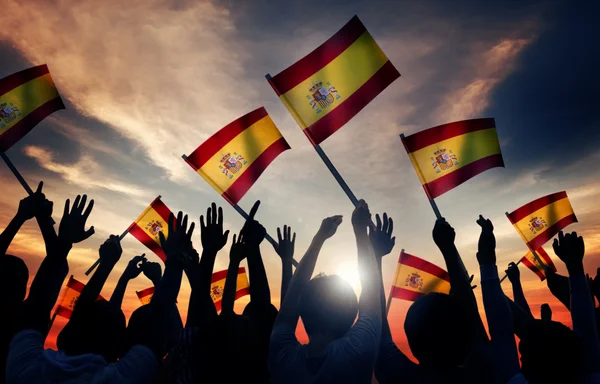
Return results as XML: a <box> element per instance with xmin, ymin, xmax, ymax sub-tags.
<box><xmin>84</xmin><ymin>228</ymin><xmax>129</xmax><ymax>276</ymax></box>
<box><xmin>504</xmin><ymin>212</ymin><xmax>549</xmax><ymax>272</ymax></box>
<box><xmin>386</xmin><ymin>249</ymin><xmax>404</xmax><ymax>316</ymax></box>
<box><xmin>499</xmin><ymin>259</ymin><xmax>523</xmax><ymax>283</ymax></box>
<box><xmin>1</xmin><ymin>152</ymin><xmax>55</xmax><ymax>224</ymax></box>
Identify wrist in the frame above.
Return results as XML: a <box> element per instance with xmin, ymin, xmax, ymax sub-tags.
<box><xmin>14</xmin><ymin>212</ymin><xmax>27</xmax><ymax>224</ymax></box>
<box><xmin>566</xmin><ymin>262</ymin><xmax>584</xmax><ymax>276</ymax></box>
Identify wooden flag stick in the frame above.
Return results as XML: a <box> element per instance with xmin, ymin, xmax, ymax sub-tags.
<box><xmin>1</xmin><ymin>152</ymin><xmax>55</xmax><ymax>224</ymax></box>
<box><xmin>84</xmin><ymin>229</ymin><xmax>129</xmax><ymax>276</ymax></box>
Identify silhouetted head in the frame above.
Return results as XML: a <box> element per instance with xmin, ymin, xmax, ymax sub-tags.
<box><xmin>57</xmin><ymin>300</ymin><xmax>125</xmax><ymax>362</ymax></box>
<box><xmin>299</xmin><ymin>274</ymin><xmax>358</xmax><ymax>339</ymax></box>
<box><xmin>0</xmin><ymin>255</ymin><xmax>28</xmax><ymax>307</ymax></box>
<box><xmin>125</xmin><ymin>304</ymin><xmax>153</xmax><ymax>354</ymax></box>
<box><xmin>405</xmin><ymin>292</ymin><xmax>473</xmax><ymax>368</ymax></box>
<box><xmin>519</xmin><ymin>320</ymin><xmax>582</xmax><ymax>383</ymax></box>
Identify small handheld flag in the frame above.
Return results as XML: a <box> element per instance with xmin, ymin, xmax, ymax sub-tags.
<box><xmin>55</xmin><ymin>276</ymin><xmax>104</xmax><ymax>319</ymax></box>
<box><xmin>126</xmin><ymin>196</ymin><xmax>173</xmax><ymax>262</ymax></box>
<box><xmin>136</xmin><ymin>286</ymin><xmax>155</xmax><ymax>305</ymax></box>
<box><xmin>520</xmin><ymin>248</ymin><xmax>556</xmax><ymax>281</ymax></box>
<box><xmin>267</xmin><ymin>15</ymin><xmax>400</xmax><ymax>146</ymax></box>
<box><xmin>506</xmin><ymin>191</ymin><xmax>577</xmax><ymax>251</ymax></box>
<box><xmin>210</xmin><ymin>267</ymin><xmax>250</xmax><ymax>311</ymax></box>
<box><xmin>389</xmin><ymin>250</ymin><xmax>450</xmax><ymax>304</ymax></box>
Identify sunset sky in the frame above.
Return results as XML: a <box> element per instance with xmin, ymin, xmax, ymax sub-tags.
<box><xmin>1</xmin><ymin>0</ymin><xmax>599</xmax><ymax>356</ymax></box>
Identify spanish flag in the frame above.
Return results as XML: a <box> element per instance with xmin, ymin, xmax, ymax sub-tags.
<box><xmin>184</xmin><ymin>107</ymin><xmax>290</xmax><ymax>205</ymax></box>
<box><xmin>55</xmin><ymin>276</ymin><xmax>104</xmax><ymax>319</ymax></box>
<box><xmin>126</xmin><ymin>196</ymin><xmax>173</xmax><ymax>262</ymax></box>
<box><xmin>210</xmin><ymin>267</ymin><xmax>250</xmax><ymax>311</ymax></box>
<box><xmin>0</xmin><ymin>65</ymin><xmax>65</xmax><ymax>151</ymax></box>
<box><xmin>267</xmin><ymin>15</ymin><xmax>400</xmax><ymax>146</ymax></box>
<box><xmin>506</xmin><ymin>191</ymin><xmax>577</xmax><ymax>251</ymax></box>
<box><xmin>136</xmin><ymin>286</ymin><xmax>155</xmax><ymax>305</ymax></box>
<box><xmin>520</xmin><ymin>248</ymin><xmax>557</xmax><ymax>281</ymax></box>
<box><xmin>389</xmin><ymin>251</ymin><xmax>450</xmax><ymax>302</ymax></box>
<box><xmin>401</xmin><ymin>118</ymin><xmax>504</xmax><ymax>199</ymax></box>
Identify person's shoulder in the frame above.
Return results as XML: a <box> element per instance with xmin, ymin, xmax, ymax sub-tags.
<box><xmin>9</xmin><ymin>329</ymin><xmax>44</xmax><ymax>349</ymax></box>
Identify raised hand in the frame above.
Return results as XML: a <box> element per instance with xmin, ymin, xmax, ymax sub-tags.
<box><xmin>229</xmin><ymin>232</ymin><xmax>247</xmax><ymax>264</ymax></box>
<box><xmin>432</xmin><ymin>218</ymin><xmax>456</xmax><ymax>250</ymax></box>
<box><xmin>351</xmin><ymin>199</ymin><xmax>371</xmax><ymax>229</ymax></box>
<box><xmin>274</xmin><ymin>225</ymin><xmax>296</xmax><ymax>262</ymax></box>
<box><xmin>123</xmin><ymin>254</ymin><xmax>147</xmax><ymax>280</ymax></box>
<box><xmin>200</xmin><ymin>202</ymin><xmax>230</xmax><ymax>253</ymax></box>
<box><xmin>142</xmin><ymin>261</ymin><xmax>162</xmax><ymax>286</ymax></box>
<box><xmin>505</xmin><ymin>262</ymin><xmax>521</xmax><ymax>284</ymax></box>
<box><xmin>159</xmin><ymin>212</ymin><xmax>195</xmax><ymax>268</ymax></box>
<box><xmin>99</xmin><ymin>235</ymin><xmax>123</xmax><ymax>266</ymax></box>
<box><xmin>541</xmin><ymin>303</ymin><xmax>552</xmax><ymax>321</ymax></box>
<box><xmin>553</xmin><ymin>231</ymin><xmax>585</xmax><ymax>275</ymax></box>
<box><xmin>369</xmin><ymin>212</ymin><xmax>395</xmax><ymax>258</ymax></box>
<box><xmin>476</xmin><ymin>215</ymin><xmax>496</xmax><ymax>265</ymax></box>
<box><xmin>316</xmin><ymin>215</ymin><xmax>343</xmax><ymax>240</ymax></box>
<box><xmin>17</xmin><ymin>181</ymin><xmax>51</xmax><ymax>220</ymax></box>
<box><xmin>241</xmin><ymin>200</ymin><xmax>266</xmax><ymax>246</ymax></box>
<box><xmin>58</xmin><ymin>194</ymin><xmax>95</xmax><ymax>244</ymax></box>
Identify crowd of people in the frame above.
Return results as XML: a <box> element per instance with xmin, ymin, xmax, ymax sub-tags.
<box><xmin>0</xmin><ymin>182</ymin><xmax>599</xmax><ymax>383</ymax></box>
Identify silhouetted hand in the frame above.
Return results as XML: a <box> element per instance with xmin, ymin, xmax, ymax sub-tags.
<box><xmin>476</xmin><ymin>215</ymin><xmax>496</xmax><ymax>265</ymax></box>
<box><xmin>241</xmin><ymin>201</ymin><xmax>266</xmax><ymax>246</ymax></box>
<box><xmin>316</xmin><ymin>215</ymin><xmax>343</xmax><ymax>240</ymax></box>
<box><xmin>541</xmin><ymin>303</ymin><xmax>552</xmax><ymax>322</ymax></box>
<box><xmin>351</xmin><ymin>199</ymin><xmax>371</xmax><ymax>229</ymax></box>
<box><xmin>142</xmin><ymin>261</ymin><xmax>162</xmax><ymax>285</ymax></box>
<box><xmin>58</xmin><ymin>194</ymin><xmax>95</xmax><ymax>244</ymax></box>
<box><xmin>230</xmin><ymin>232</ymin><xmax>247</xmax><ymax>264</ymax></box>
<box><xmin>369</xmin><ymin>213</ymin><xmax>395</xmax><ymax>258</ymax></box>
<box><xmin>505</xmin><ymin>262</ymin><xmax>521</xmax><ymax>284</ymax></box>
<box><xmin>159</xmin><ymin>212</ymin><xmax>195</xmax><ymax>268</ymax></box>
<box><xmin>99</xmin><ymin>235</ymin><xmax>123</xmax><ymax>266</ymax></box>
<box><xmin>17</xmin><ymin>181</ymin><xmax>51</xmax><ymax>220</ymax></box>
<box><xmin>200</xmin><ymin>202</ymin><xmax>229</xmax><ymax>253</ymax></box>
<box><xmin>553</xmin><ymin>231</ymin><xmax>585</xmax><ymax>275</ymax></box>
<box><xmin>274</xmin><ymin>225</ymin><xmax>295</xmax><ymax>262</ymax></box>
<box><xmin>432</xmin><ymin>218</ymin><xmax>455</xmax><ymax>249</ymax></box>
<box><xmin>123</xmin><ymin>254</ymin><xmax>147</xmax><ymax>280</ymax></box>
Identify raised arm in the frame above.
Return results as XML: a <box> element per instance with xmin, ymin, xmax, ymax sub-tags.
<box><xmin>110</xmin><ymin>254</ymin><xmax>146</xmax><ymax>309</ymax></box>
<box><xmin>241</xmin><ymin>201</ymin><xmax>271</xmax><ymax>307</ymax></box>
<box><xmin>221</xmin><ymin>232</ymin><xmax>246</xmax><ymax>316</ymax></box>
<box><xmin>186</xmin><ymin>203</ymin><xmax>228</xmax><ymax>328</ymax></box>
<box><xmin>433</xmin><ymin>218</ymin><xmax>488</xmax><ymax>343</ymax></box>
<box><xmin>546</xmin><ymin>270</ymin><xmax>571</xmax><ymax>310</ymax></box>
<box><xmin>553</xmin><ymin>231</ymin><xmax>600</xmax><ymax>374</ymax></box>
<box><xmin>142</xmin><ymin>261</ymin><xmax>162</xmax><ymax>287</ymax></box>
<box><xmin>505</xmin><ymin>262</ymin><xmax>534</xmax><ymax>319</ymax></box>
<box><xmin>476</xmin><ymin>215</ymin><xmax>520</xmax><ymax>382</ymax></box>
<box><xmin>23</xmin><ymin>195</ymin><xmax>95</xmax><ymax>333</ymax></box>
<box><xmin>273</xmin><ymin>225</ymin><xmax>295</xmax><ymax>303</ymax></box>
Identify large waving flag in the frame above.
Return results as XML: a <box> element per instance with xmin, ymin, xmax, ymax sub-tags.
<box><xmin>520</xmin><ymin>248</ymin><xmax>557</xmax><ymax>281</ymax></box>
<box><xmin>127</xmin><ymin>196</ymin><xmax>173</xmax><ymax>262</ymax></box>
<box><xmin>0</xmin><ymin>65</ymin><xmax>65</xmax><ymax>151</ymax></box>
<box><xmin>401</xmin><ymin>118</ymin><xmax>504</xmax><ymax>199</ymax></box>
<box><xmin>136</xmin><ymin>287</ymin><xmax>155</xmax><ymax>305</ymax></box>
<box><xmin>390</xmin><ymin>251</ymin><xmax>450</xmax><ymax>302</ymax></box>
<box><xmin>267</xmin><ymin>15</ymin><xmax>400</xmax><ymax>146</ymax></box>
<box><xmin>56</xmin><ymin>276</ymin><xmax>104</xmax><ymax>319</ymax></box>
<box><xmin>506</xmin><ymin>191</ymin><xmax>577</xmax><ymax>251</ymax></box>
<box><xmin>210</xmin><ymin>267</ymin><xmax>250</xmax><ymax>311</ymax></box>
<box><xmin>184</xmin><ymin>107</ymin><xmax>289</xmax><ymax>205</ymax></box>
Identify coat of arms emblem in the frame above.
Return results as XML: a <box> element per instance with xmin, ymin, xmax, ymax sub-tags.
<box><xmin>219</xmin><ymin>152</ymin><xmax>248</xmax><ymax>179</ymax></box>
<box><xmin>528</xmin><ymin>217</ymin><xmax>547</xmax><ymax>234</ymax></box>
<box><xmin>0</xmin><ymin>102</ymin><xmax>22</xmax><ymax>128</ymax></box>
<box><xmin>431</xmin><ymin>148</ymin><xmax>459</xmax><ymax>173</ymax></box>
<box><xmin>405</xmin><ymin>272</ymin><xmax>424</xmax><ymax>290</ymax></box>
<box><xmin>211</xmin><ymin>285</ymin><xmax>223</xmax><ymax>299</ymax></box>
<box><xmin>145</xmin><ymin>220</ymin><xmax>163</xmax><ymax>239</ymax></box>
<box><xmin>306</xmin><ymin>81</ymin><xmax>341</xmax><ymax>114</ymax></box>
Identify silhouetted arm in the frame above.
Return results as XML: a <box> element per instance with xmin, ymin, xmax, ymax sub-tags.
<box><xmin>273</xmin><ymin>226</ymin><xmax>295</xmax><ymax>302</ymax></box>
<box><xmin>505</xmin><ymin>262</ymin><xmax>534</xmax><ymax>319</ymax></box>
<box><xmin>221</xmin><ymin>233</ymin><xmax>244</xmax><ymax>316</ymax></box>
<box><xmin>547</xmin><ymin>270</ymin><xmax>571</xmax><ymax>310</ymax></box>
<box><xmin>110</xmin><ymin>254</ymin><xmax>146</xmax><ymax>309</ymax></box>
<box><xmin>78</xmin><ymin>235</ymin><xmax>122</xmax><ymax>308</ymax></box>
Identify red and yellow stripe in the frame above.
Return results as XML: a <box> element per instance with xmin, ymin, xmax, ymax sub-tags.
<box><xmin>0</xmin><ymin>65</ymin><xmax>65</xmax><ymax>151</ymax></box>
<box><xmin>184</xmin><ymin>107</ymin><xmax>289</xmax><ymax>205</ymax></box>
<box><xmin>136</xmin><ymin>286</ymin><xmax>155</xmax><ymax>305</ymax></box>
<box><xmin>127</xmin><ymin>196</ymin><xmax>173</xmax><ymax>262</ymax></box>
<box><xmin>520</xmin><ymin>247</ymin><xmax>556</xmax><ymax>281</ymax></box>
<box><xmin>401</xmin><ymin>118</ymin><xmax>504</xmax><ymax>199</ymax></box>
<box><xmin>507</xmin><ymin>191</ymin><xmax>577</xmax><ymax>251</ymax></box>
<box><xmin>390</xmin><ymin>251</ymin><xmax>450</xmax><ymax>302</ymax></box>
<box><xmin>267</xmin><ymin>15</ymin><xmax>400</xmax><ymax>145</ymax></box>
<box><xmin>55</xmin><ymin>276</ymin><xmax>104</xmax><ymax>319</ymax></box>
<box><xmin>210</xmin><ymin>267</ymin><xmax>250</xmax><ymax>312</ymax></box>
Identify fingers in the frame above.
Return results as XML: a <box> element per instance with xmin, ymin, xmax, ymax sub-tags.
<box><xmin>223</xmin><ymin>230</ymin><xmax>230</xmax><ymax>243</ymax></box>
<box><xmin>200</xmin><ymin>215</ymin><xmax>206</xmax><ymax>230</ymax></box>
<box><xmin>249</xmin><ymin>200</ymin><xmax>260</xmax><ymax>220</ymax></box>
<box><xmin>277</xmin><ymin>227</ymin><xmax>282</xmax><ymax>243</ymax></box>
<box><xmin>387</xmin><ymin>216</ymin><xmax>394</xmax><ymax>236</ymax></box>
<box><xmin>287</xmin><ymin>225</ymin><xmax>292</xmax><ymax>240</ymax></box>
<box><xmin>375</xmin><ymin>214</ymin><xmax>382</xmax><ymax>231</ymax></box>
<box><xmin>211</xmin><ymin>202</ymin><xmax>217</xmax><ymax>225</ymax></box>
<box><xmin>36</xmin><ymin>181</ymin><xmax>43</xmax><ymax>194</ymax></box>
<box><xmin>217</xmin><ymin>205</ymin><xmax>223</xmax><ymax>227</ymax></box>
<box><xmin>292</xmin><ymin>232</ymin><xmax>296</xmax><ymax>244</ymax></box>
<box><xmin>83</xmin><ymin>199</ymin><xmax>94</xmax><ymax>220</ymax></box>
<box><xmin>182</xmin><ymin>214</ymin><xmax>188</xmax><ymax>232</ymax></box>
<box><xmin>73</xmin><ymin>195</ymin><xmax>81</xmax><ymax>213</ymax></box>
<box><xmin>159</xmin><ymin>230</ymin><xmax>167</xmax><ymax>248</ymax></box>
<box><xmin>167</xmin><ymin>213</ymin><xmax>175</xmax><ymax>237</ymax></box>
<box><xmin>553</xmin><ymin>238</ymin><xmax>560</xmax><ymax>255</ymax></box>
<box><xmin>176</xmin><ymin>211</ymin><xmax>183</xmax><ymax>231</ymax></box>
<box><xmin>558</xmin><ymin>231</ymin><xmax>564</xmax><ymax>243</ymax></box>
<box><xmin>186</xmin><ymin>221</ymin><xmax>195</xmax><ymax>239</ymax></box>
<box><xmin>207</xmin><ymin>205</ymin><xmax>212</xmax><ymax>226</ymax></box>
<box><xmin>79</xmin><ymin>195</ymin><xmax>87</xmax><ymax>214</ymax></box>
<box><xmin>383</xmin><ymin>212</ymin><xmax>389</xmax><ymax>233</ymax></box>
<box><xmin>63</xmin><ymin>198</ymin><xmax>70</xmax><ymax>218</ymax></box>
